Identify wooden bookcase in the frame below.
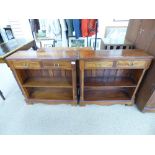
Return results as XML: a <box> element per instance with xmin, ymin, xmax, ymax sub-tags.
<box><xmin>79</xmin><ymin>49</ymin><xmax>153</xmax><ymax>105</ymax></box>
<box><xmin>6</xmin><ymin>48</ymin><xmax>153</xmax><ymax>106</ymax></box>
<box><xmin>6</xmin><ymin>48</ymin><xmax>78</xmax><ymax>105</ymax></box>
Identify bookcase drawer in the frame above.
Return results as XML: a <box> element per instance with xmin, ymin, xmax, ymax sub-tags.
<box><xmin>132</xmin><ymin>61</ymin><xmax>146</xmax><ymax>67</ymax></box>
<box><xmin>85</xmin><ymin>61</ymin><xmax>113</xmax><ymax>68</ymax></box>
<box><xmin>42</xmin><ymin>61</ymin><xmax>72</xmax><ymax>69</ymax></box>
<box><xmin>116</xmin><ymin>60</ymin><xmax>146</xmax><ymax>68</ymax></box>
<box><xmin>13</xmin><ymin>61</ymin><xmax>41</xmax><ymax>69</ymax></box>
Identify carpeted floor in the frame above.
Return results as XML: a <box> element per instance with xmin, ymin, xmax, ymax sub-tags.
<box><xmin>0</xmin><ymin>63</ymin><xmax>155</xmax><ymax>135</ymax></box>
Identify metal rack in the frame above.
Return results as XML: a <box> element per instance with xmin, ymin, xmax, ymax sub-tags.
<box><xmin>94</xmin><ymin>19</ymin><xmax>98</xmax><ymax>51</ymax></box>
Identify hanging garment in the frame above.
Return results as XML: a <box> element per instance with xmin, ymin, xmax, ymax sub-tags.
<box><xmin>29</xmin><ymin>19</ymin><xmax>40</xmax><ymax>33</ymax></box>
<box><xmin>39</xmin><ymin>19</ymin><xmax>46</xmax><ymax>30</ymax></box>
<box><xmin>66</xmin><ymin>19</ymin><xmax>74</xmax><ymax>37</ymax></box>
<box><xmin>81</xmin><ymin>19</ymin><xmax>98</xmax><ymax>37</ymax></box>
<box><xmin>88</xmin><ymin>19</ymin><xmax>97</xmax><ymax>36</ymax></box>
<box><xmin>73</xmin><ymin>19</ymin><xmax>82</xmax><ymax>38</ymax></box>
<box><xmin>46</xmin><ymin>19</ymin><xmax>61</xmax><ymax>40</ymax></box>
<box><xmin>81</xmin><ymin>19</ymin><xmax>89</xmax><ymax>37</ymax></box>
<box><xmin>59</xmin><ymin>19</ymin><xmax>68</xmax><ymax>47</ymax></box>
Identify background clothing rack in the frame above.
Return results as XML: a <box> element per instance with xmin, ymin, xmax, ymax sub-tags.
<box><xmin>94</xmin><ymin>19</ymin><xmax>98</xmax><ymax>51</ymax></box>
<box><xmin>86</xmin><ymin>36</ymin><xmax>89</xmax><ymax>47</ymax></box>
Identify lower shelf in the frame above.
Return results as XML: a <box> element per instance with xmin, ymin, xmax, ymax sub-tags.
<box><xmin>23</xmin><ymin>77</ymin><xmax>72</xmax><ymax>88</ymax></box>
<box><xmin>84</xmin><ymin>77</ymin><xmax>137</xmax><ymax>87</ymax></box>
<box><xmin>84</xmin><ymin>88</ymin><xmax>134</xmax><ymax>101</ymax></box>
<box><xmin>28</xmin><ymin>88</ymin><xmax>73</xmax><ymax>101</ymax></box>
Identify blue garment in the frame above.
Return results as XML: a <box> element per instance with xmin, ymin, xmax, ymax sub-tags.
<box><xmin>66</xmin><ymin>19</ymin><xmax>74</xmax><ymax>37</ymax></box>
<box><xmin>73</xmin><ymin>19</ymin><xmax>82</xmax><ymax>38</ymax></box>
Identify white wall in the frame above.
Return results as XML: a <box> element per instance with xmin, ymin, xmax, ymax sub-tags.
<box><xmin>8</xmin><ymin>19</ymin><xmax>33</xmax><ymax>40</ymax></box>
<box><xmin>98</xmin><ymin>19</ymin><xmax>129</xmax><ymax>39</ymax></box>
<box><xmin>0</xmin><ymin>19</ymin><xmax>33</xmax><ymax>40</ymax></box>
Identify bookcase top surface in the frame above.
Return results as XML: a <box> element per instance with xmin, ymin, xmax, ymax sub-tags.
<box><xmin>6</xmin><ymin>47</ymin><xmax>81</xmax><ymax>60</ymax></box>
<box><xmin>79</xmin><ymin>49</ymin><xmax>154</xmax><ymax>60</ymax></box>
<box><xmin>6</xmin><ymin>48</ymin><xmax>153</xmax><ymax>60</ymax></box>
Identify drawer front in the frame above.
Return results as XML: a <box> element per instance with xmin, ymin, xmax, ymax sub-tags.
<box><xmin>13</xmin><ymin>61</ymin><xmax>41</xmax><ymax>69</ymax></box>
<box><xmin>13</xmin><ymin>61</ymin><xmax>27</xmax><ymax>69</ymax></box>
<box><xmin>116</xmin><ymin>60</ymin><xmax>146</xmax><ymax>68</ymax></box>
<box><xmin>42</xmin><ymin>61</ymin><xmax>72</xmax><ymax>69</ymax></box>
<box><xmin>132</xmin><ymin>61</ymin><xmax>146</xmax><ymax>67</ymax></box>
<box><xmin>85</xmin><ymin>61</ymin><xmax>113</xmax><ymax>68</ymax></box>
<box><xmin>28</xmin><ymin>61</ymin><xmax>41</xmax><ymax>69</ymax></box>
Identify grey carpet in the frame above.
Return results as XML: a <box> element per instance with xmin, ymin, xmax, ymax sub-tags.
<box><xmin>0</xmin><ymin>64</ymin><xmax>155</xmax><ymax>135</ymax></box>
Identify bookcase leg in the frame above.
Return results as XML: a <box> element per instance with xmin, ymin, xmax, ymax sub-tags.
<box><xmin>125</xmin><ymin>103</ymin><xmax>133</xmax><ymax>106</ymax></box>
<box><xmin>79</xmin><ymin>101</ymin><xmax>86</xmax><ymax>106</ymax></box>
<box><xmin>125</xmin><ymin>101</ymin><xmax>134</xmax><ymax>106</ymax></box>
<box><xmin>25</xmin><ymin>99</ymin><xmax>33</xmax><ymax>105</ymax></box>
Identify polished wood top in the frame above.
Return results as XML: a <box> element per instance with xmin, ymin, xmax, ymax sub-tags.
<box><xmin>0</xmin><ymin>39</ymin><xmax>34</xmax><ymax>61</ymax></box>
<box><xmin>6</xmin><ymin>47</ymin><xmax>81</xmax><ymax>60</ymax></box>
<box><xmin>6</xmin><ymin>47</ymin><xmax>153</xmax><ymax>61</ymax></box>
<box><xmin>79</xmin><ymin>49</ymin><xmax>154</xmax><ymax>60</ymax></box>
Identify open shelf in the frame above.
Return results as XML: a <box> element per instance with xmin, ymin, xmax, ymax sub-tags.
<box><xmin>23</xmin><ymin>77</ymin><xmax>72</xmax><ymax>88</ymax></box>
<box><xmin>84</xmin><ymin>77</ymin><xmax>137</xmax><ymax>88</ymax></box>
<box><xmin>84</xmin><ymin>88</ymin><xmax>134</xmax><ymax>101</ymax></box>
<box><xmin>28</xmin><ymin>88</ymin><xmax>73</xmax><ymax>100</ymax></box>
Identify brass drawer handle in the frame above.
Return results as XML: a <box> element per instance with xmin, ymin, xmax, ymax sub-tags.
<box><xmin>54</xmin><ymin>64</ymin><xmax>59</xmax><ymax>67</ymax></box>
<box><xmin>24</xmin><ymin>62</ymin><xmax>28</xmax><ymax>67</ymax></box>
<box><xmin>53</xmin><ymin>64</ymin><xmax>60</xmax><ymax>67</ymax></box>
<box><xmin>131</xmin><ymin>62</ymin><xmax>134</xmax><ymax>66</ymax></box>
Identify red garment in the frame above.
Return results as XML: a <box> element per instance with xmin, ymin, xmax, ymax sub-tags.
<box><xmin>81</xmin><ymin>19</ymin><xmax>89</xmax><ymax>37</ymax></box>
<box><xmin>88</xmin><ymin>19</ymin><xmax>97</xmax><ymax>36</ymax></box>
<box><xmin>81</xmin><ymin>19</ymin><xmax>97</xmax><ymax>37</ymax></box>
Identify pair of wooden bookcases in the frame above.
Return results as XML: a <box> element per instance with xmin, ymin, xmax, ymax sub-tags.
<box><xmin>6</xmin><ymin>48</ymin><xmax>153</xmax><ymax>106</ymax></box>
